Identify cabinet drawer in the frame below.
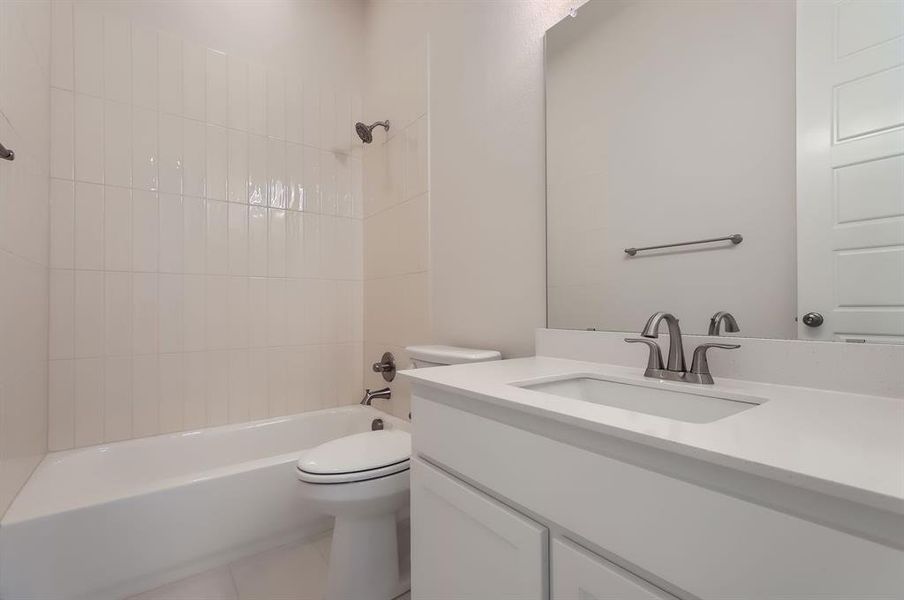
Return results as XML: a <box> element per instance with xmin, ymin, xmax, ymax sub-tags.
<box><xmin>411</xmin><ymin>457</ymin><xmax>548</xmax><ymax>600</ymax></box>
<box><xmin>552</xmin><ymin>537</ymin><xmax>675</xmax><ymax>600</ymax></box>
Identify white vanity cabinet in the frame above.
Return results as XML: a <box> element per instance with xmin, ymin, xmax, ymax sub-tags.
<box><xmin>411</xmin><ymin>457</ymin><xmax>547</xmax><ymax>600</ymax></box>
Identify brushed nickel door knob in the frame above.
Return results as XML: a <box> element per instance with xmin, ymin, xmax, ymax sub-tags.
<box><xmin>802</xmin><ymin>312</ymin><xmax>824</xmax><ymax>327</ymax></box>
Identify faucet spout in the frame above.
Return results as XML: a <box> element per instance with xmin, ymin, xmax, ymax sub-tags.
<box><xmin>641</xmin><ymin>312</ymin><xmax>686</xmax><ymax>372</ymax></box>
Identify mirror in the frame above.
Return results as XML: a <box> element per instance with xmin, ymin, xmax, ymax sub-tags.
<box><xmin>545</xmin><ymin>0</ymin><xmax>904</xmax><ymax>343</ymax></box>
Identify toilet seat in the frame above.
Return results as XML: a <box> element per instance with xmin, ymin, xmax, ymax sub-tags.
<box><xmin>297</xmin><ymin>430</ymin><xmax>411</xmax><ymax>484</ymax></box>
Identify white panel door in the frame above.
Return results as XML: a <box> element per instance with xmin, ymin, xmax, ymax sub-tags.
<box><xmin>797</xmin><ymin>0</ymin><xmax>904</xmax><ymax>342</ymax></box>
<box><xmin>551</xmin><ymin>538</ymin><xmax>677</xmax><ymax>600</ymax></box>
<box><xmin>411</xmin><ymin>457</ymin><xmax>547</xmax><ymax>600</ymax></box>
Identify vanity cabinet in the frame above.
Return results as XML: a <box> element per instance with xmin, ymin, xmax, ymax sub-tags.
<box><xmin>411</xmin><ymin>457</ymin><xmax>547</xmax><ymax>600</ymax></box>
<box><xmin>552</xmin><ymin>538</ymin><xmax>675</xmax><ymax>600</ymax></box>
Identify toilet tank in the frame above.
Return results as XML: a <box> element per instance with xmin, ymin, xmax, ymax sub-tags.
<box><xmin>405</xmin><ymin>345</ymin><xmax>501</xmax><ymax>368</ymax></box>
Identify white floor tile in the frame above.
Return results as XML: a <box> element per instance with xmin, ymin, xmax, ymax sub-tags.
<box><xmin>127</xmin><ymin>567</ymin><xmax>237</xmax><ymax>600</ymax></box>
<box><xmin>229</xmin><ymin>540</ymin><xmax>328</xmax><ymax>600</ymax></box>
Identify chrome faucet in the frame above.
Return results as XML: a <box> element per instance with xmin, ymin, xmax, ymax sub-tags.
<box><xmin>626</xmin><ymin>312</ymin><xmax>739</xmax><ymax>384</ymax></box>
<box><xmin>360</xmin><ymin>387</ymin><xmax>391</xmax><ymax>406</ymax></box>
<box><xmin>708</xmin><ymin>311</ymin><xmax>740</xmax><ymax>336</ymax></box>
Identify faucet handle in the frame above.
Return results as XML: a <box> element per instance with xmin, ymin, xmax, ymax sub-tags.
<box><xmin>625</xmin><ymin>338</ymin><xmax>664</xmax><ymax>373</ymax></box>
<box><xmin>689</xmin><ymin>343</ymin><xmax>740</xmax><ymax>378</ymax></box>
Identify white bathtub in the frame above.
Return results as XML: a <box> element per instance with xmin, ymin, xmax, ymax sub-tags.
<box><xmin>0</xmin><ymin>405</ymin><xmax>407</xmax><ymax>600</ymax></box>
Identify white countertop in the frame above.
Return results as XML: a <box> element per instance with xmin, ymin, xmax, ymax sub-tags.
<box><xmin>401</xmin><ymin>357</ymin><xmax>904</xmax><ymax>515</ymax></box>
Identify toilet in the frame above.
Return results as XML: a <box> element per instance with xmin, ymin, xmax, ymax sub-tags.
<box><xmin>296</xmin><ymin>344</ymin><xmax>501</xmax><ymax>600</ymax></box>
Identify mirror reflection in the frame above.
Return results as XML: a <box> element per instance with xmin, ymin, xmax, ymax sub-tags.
<box><xmin>546</xmin><ymin>0</ymin><xmax>904</xmax><ymax>342</ymax></box>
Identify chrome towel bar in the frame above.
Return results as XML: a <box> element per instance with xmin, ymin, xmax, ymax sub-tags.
<box><xmin>625</xmin><ymin>233</ymin><xmax>742</xmax><ymax>256</ymax></box>
<box><xmin>0</xmin><ymin>140</ymin><xmax>14</xmax><ymax>161</ymax></box>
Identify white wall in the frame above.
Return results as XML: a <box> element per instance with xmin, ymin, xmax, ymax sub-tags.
<box><xmin>46</xmin><ymin>0</ymin><xmax>366</xmax><ymax>450</ymax></box>
<box><xmin>0</xmin><ymin>0</ymin><xmax>51</xmax><ymax>516</ymax></box>
<box><xmin>546</xmin><ymin>0</ymin><xmax>798</xmax><ymax>339</ymax></box>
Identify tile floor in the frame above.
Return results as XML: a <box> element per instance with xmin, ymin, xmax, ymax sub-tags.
<box><xmin>128</xmin><ymin>530</ymin><xmax>411</xmax><ymax>600</ymax></box>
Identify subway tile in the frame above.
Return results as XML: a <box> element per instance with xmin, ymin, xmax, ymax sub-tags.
<box><xmin>103</xmin><ymin>16</ymin><xmax>131</xmax><ymax>103</ymax></box>
<box><xmin>227</xmin><ymin>350</ymin><xmax>250</xmax><ymax>423</ymax></box>
<box><xmin>74</xmin><ymin>181</ymin><xmax>104</xmax><ymax>270</ymax></box>
<box><xmin>50</xmin><ymin>179</ymin><xmax>75</xmax><ymax>269</ymax></box>
<box><xmin>182</xmin><ymin>118</ymin><xmax>206</xmax><ymax>198</ymax></box>
<box><xmin>159</xmin><ymin>193</ymin><xmax>184</xmax><ymax>274</ymax></box>
<box><xmin>248</xmin><ymin>64</ymin><xmax>267</xmax><ymax>136</ymax></box>
<box><xmin>336</xmin><ymin>153</ymin><xmax>352</xmax><ymax>217</ymax></box>
<box><xmin>227</xmin><ymin>129</ymin><xmax>248</xmax><ymax>204</ymax></box>
<box><xmin>266</xmin><ymin>278</ymin><xmax>287</xmax><ymax>347</ymax></box>
<box><xmin>183</xmin><ymin>274</ymin><xmax>206</xmax><ymax>352</ymax></box>
<box><xmin>287</xmin><ymin>346</ymin><xmax>319</xmax><ymax>414</ymax></box>
<box><xmin>267</xmin><ymin>70</ymin><xmax>285</xmax><ymax>140</ymax></box>
<box><xmin>73</xmin><ymin>4</ymin><xmax>103</xmax><ymax>96</ymax></box>
<box><xmin>132</xmin><ymin>354</ymin><xmax>160</xmax><ymax>437</ymax></box>
<box><xmin>268</xmin><ymin>138</ymin><xmax>287</xmax><ymax>208</ymax></box>
<box><xmin>285</xmin><ymin>211</ymin><xmax>303</xmax><ymax>278</ymax></box>
<box><xmin>74</xmin><ymin>93</ymin><xmax>104</xmax><ymax>184</ymax></box>
<box><xmin>104</xmin><ymin>100</ymin><xmax>131</xmax><ymax>188</ymax></box>
<box><xmin>132</xmin><ymin>189</ymin><xmax>159</xmax><ymax>272</ymax></box>
<box><xmin>206</xmin><ymin>125</ymin><xmax>227</xmax><ymax>201</ymax></box>
<box><xmin>228</xmin><ymin>276</ymin><xmax>249</xmax><ymax>349</ymax></box>
<box><xmin>303</xmin><ymin>82</ymin><xmax>320</xmax><ymax>149</ymax></box>
<box><xmin>350</xmin><ymin>156</ymin><xmax>363</xmax><ymax>218</ymax></box>
<box><xmin>320</xmin><ymin>87</ymin><xmax>335</xmax><ymax>151</ymax></box>
<box><xmin>248</xmin><ymin>349</ymin><xmax>269</xmax><ymax>420</ymax></box>
<box><xmin>228</xmin><ymin>203</ymin><xmax>248</xmax><ymax>275</ymax></box>
<box><xmin>74</xmin><ymin>357</ymin><xmax>104</xmax><ymax>447</ymax></box>
<box><xmin>158</xmin><ymin>113</ymin><xmax>183</xmax><ymax>195</ymax></box>
<box><xmin>205</xmin><ymin>275</ymin><xmax>230</xmax><ymax>350</ymax></box>
<box><xmin>104</xmin><ymin>271</ymin><xmax>132</xmax><ymax>356</ymax></box>
<box><xmin>182</xmin><ymin>41</ymin><xmax>206</xmax><ymax>121</ymax></box>
<box><xmin>302</xmin><ymin>145</ymin><xmax>321</xmax><ymax>213</ymax></box>
<box><xmin>286</xmin><ymin>76</ymin><xmax>304</xmax><ymax>144</ymax></box>
<box><xmin>205</xmin><ymin>199</ymin><xmax>228</xmax><ymax>274</ymax></box>
<box><xmin>132</xmin><ymin>26</ymin><xmax>157</xmax><ymax>110</ymax></box>
<box><xmin>248</xmin><ymin>205</ymin><xmax>268</xmax><ymax>276</ymax></box>
<box><xmin>104</xmin><ymin>185</ymin><xmax>131</xmax><ymax>271</ymax></box>
<box><xmin>183</xmin><ymin>351</ymin><xmax>207</xmax><ymax>428</ymax></box>
<box><xmin>206</xmin><ymin>49</ymin><xmax>227</xmax><ymax>127</ymax></box>
<box><xmin>267</xmin><ymin>347</ymin><xmax>287</xmax><ymax>416</ymax></box>
<box><xmin>248</xmin><ymin>277</ymin><xmax>268</xmax><ymax>348</ymax></box>
<box><xmin>320</xmin><ymin>150</ymin><xmax>337</xmax><ymax>215</ymax></box>
<box><xmin>158</xmin><ymin>273</ymin><xmax>184</xmax><ymax>353</ymax></box>
<box><xmin>104</xmin><ymin>356</ymin><xmax>132</xmax><ymax>442</ymax></box>
<box><xmin>182</xmin><ymin>196</ymin><xmax>206</xmax><ymax>273</ymax></box>
<box><xmin>132</xmin><ymin>106</ymin><xmax>158</xmax><ymax>191</ymax></box>
<box><xmin>301</xmin><ymin>212</ymin><xmax>321</xmax><ymax>278</ymax></box>
<box><xmin>248</xmin><ymin>134</ymin><xmax>267</xmax><ymax>206</ymax></box>
<box><xmin>132</xmin><ymin>272</ymin><xmax>158</xmax><ymax>355</ymax></box>
<box><xmin>206</xmin><ymin>350</ymin><xmax>229</xmax><ymax>426</ymax></box>
<box><xmin>49</xmin><ymin>269</ymin><xmax>75</xmax><ymax>360</ymax></box>
<box><xmin>158</xmin><ymin>353</ymin><xmax>184</xmax><ymax>433</ymax></box>
<box><xmin>267</xmin><ymin>208</ymin><xmax>286</xmax><ymax>277</ymax></box>
<box><xmin>334</xmin><ymin>89</ymin><xmax>351</xmax><ymax>154</ymax></box>
<box><xmin>405</xmin><ymin>116</ymin><xmax>428</xmax><ymax>199</ymax></box>
<box><xmin>49</xmin><ymin>359</ymin><xmax>75</xmax><ymax>450</ymax></box>
<box><xmin>50</xmin><ymin>88</ymin><xmax>74</xmax><ymax>179</ymax></box>
<box><xmin>51</xmin><ymin>0</ymin><xmax>74</xmax><ymax>90</ymax></box>
<box><xmin>227</xmin><ymin>57</ymin><xmax>249</xmax><ymax>131</ymax></box>
<box><xmin>158</xmin><ymin>32</ymin><xmax>182</xmax><ymax>116</ymax></box>
<box><xmin>286</xmin><ymin>142</ymin><xmax>304</xmax><ymax>211</ymax></box>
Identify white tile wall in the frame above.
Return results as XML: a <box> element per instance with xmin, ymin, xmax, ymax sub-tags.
<box><xmin>48</xmin><ymin>8</ymin><xmax>363</xmax><ymax>450</ymax></box>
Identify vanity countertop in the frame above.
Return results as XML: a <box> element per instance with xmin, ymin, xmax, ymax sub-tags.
<box><xmin>401</xmin><ymin>357</ymin><xmax>904</xmax><ymax>515</ymax></box>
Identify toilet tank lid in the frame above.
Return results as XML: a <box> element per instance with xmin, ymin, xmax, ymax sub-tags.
<box><xmin>405</xmin><ymin>345</ymin><xmax>501</xmax><ymax>365</ymax></box>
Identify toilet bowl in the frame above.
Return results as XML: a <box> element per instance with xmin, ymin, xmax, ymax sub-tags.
<box><xmin>297</xmin><ymin>429</ymin><xmax>411</xmax><ymax>600</ymax></box>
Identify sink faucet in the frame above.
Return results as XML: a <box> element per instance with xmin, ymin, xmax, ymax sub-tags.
<box><xmin>641</xmin><ymin>312</ymin><xmax>686</xmax><ymax>373</ymax></box>
<box><xmin>360</xmin><ymin>387</ymin><xmax>391</xmax><ymax>405</ymax></box>
<box><xmin>708</xmin><ymin>311</ymin><xmax>740</xmax><ymax>336</ymax></box>
<box><xmin>627</xmin><ymin>312</ymin><xmax>739</xmax><ymax>384</ymax></box>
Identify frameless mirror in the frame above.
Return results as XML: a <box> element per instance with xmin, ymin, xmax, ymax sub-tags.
<box><xmin>545</xmin><ymin>0</ymin><xmax>904</xmax><ymax>343</ymax></box>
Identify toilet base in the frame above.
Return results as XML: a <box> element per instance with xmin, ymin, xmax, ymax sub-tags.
<box><xmin>326</xmin><ymin>513</ymin><xmax>407</xmax><ymax>600</ymax></box>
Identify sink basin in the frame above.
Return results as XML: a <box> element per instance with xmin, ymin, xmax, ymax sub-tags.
<box><xmin>516</xmin><ymin>375</ymin><xmax>763</xmax><ymax>423</ymax></box>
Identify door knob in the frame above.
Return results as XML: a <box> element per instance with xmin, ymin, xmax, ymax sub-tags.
<box><xmin>801</xmin><ymin>312</ymin><xmax>824</xmax><ymax>327</ymax></box>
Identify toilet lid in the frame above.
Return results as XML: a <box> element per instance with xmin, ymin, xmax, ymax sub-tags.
<box><xmin>297</xmin><ymin>430</ymin><xmax>411</xmax><ymax>480</ymax></box>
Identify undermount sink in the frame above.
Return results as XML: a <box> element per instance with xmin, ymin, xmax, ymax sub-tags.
<box><xmin>516</xmin><ymin>375</ymin><xmax>764</xmax><ymax>423</ymax></box>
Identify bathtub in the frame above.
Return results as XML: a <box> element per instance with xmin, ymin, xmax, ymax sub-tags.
<box><xmin>0</xmin><ymin>405</ymin><xmax>407</xmax><ymax>600</ymax></box>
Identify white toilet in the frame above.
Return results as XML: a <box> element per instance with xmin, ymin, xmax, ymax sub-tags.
<box><xmin>296</xmin><ymin>344</ymin><xmax>501</xmax><ymax>600</ymax></box>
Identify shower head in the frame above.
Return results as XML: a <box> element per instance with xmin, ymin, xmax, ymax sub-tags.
<box><xmin>355</xmin><ymin>120</ymin><xmax>390</xmax><ymax>144</ymax></box>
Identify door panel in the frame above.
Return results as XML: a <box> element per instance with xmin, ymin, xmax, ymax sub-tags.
<box><xmin>797</xmin><ymin>0</ymin><xmax>904</xmax><ymax>342</ymax></box>
<box><xmin>411</xmin><ymin>457</ymin><xmax>547</xmax><ymax>600</ymax></box>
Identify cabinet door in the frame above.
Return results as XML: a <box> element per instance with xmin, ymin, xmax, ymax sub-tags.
<box><xmin>411</xmin><ymin>457</ymin><xmax>547</xmax><ymax>600</ymax></box>
<box><xmin>552</xmin><ymin>538</ymin><xmax>675</xmax><ymax>600</ymax></box>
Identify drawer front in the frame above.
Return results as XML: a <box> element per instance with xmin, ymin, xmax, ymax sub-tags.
<box><xmin>413</xmin><ymin>395</ymin><xmax>904</xmax><ymax>599</ymax></box>
<box><xmin>411</xmin><ymin>457</ymin><xmax>548</xmax><ymax>600</ymax></box>
<box><xmin>552</xmin><ymin>537</ymin><xmax>676</xmax><ymax>600</ymax></box>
